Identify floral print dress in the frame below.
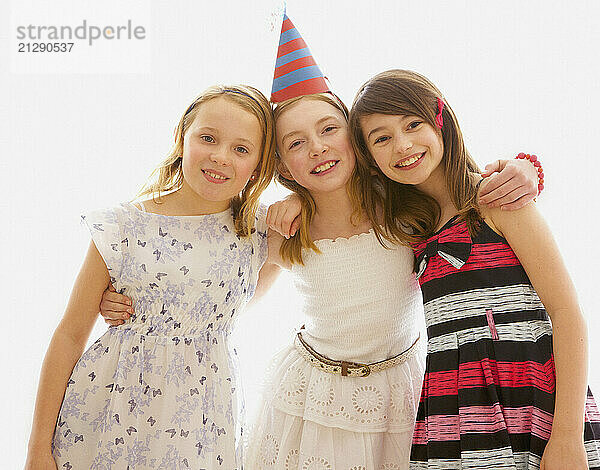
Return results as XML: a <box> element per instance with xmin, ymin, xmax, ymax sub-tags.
<box><xmin>52</xmin><ymin>202</ymin><xmax>267</xmax><ymax>470</ymax></box>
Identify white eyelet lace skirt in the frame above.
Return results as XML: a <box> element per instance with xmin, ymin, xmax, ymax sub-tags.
<box><xmin>244</xmin><ymin>339</ymin><xmax>426</xmax><ymax>470</ymax></box>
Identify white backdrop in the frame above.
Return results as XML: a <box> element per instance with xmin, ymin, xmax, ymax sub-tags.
<box><xmin>2</xmin><ymin>0</ymin><xmax>599</xmax><ymax>466</ymax></box>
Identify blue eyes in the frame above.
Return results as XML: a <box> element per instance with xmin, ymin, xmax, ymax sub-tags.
<box><xmin>200</xmin><ymin>135</ymin><xmax>249</xmax><ymax>154</ymax></box>
<box><xmin>374</xmin><ymin>136</ymin><xmax>390</xmax><ymax>144</ymax></box>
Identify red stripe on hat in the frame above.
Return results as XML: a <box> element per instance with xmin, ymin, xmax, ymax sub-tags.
<box><xmin>281</xmin><ymin>18</ymin><xmax>294</xmax><ymax>33</ymax></box>
<box><xmin>273</xmin><ymin>56</ymin><xmax>317</xmax><ymax>79</ymax></box>
<box><xmin>277</xmin><ymin>38</ymin><xmax>307</xmax><ymax>58</ymax></box>
<box><xmin>271</xmin><ymin>76</ymin><xmax>330</xmax><ymax>103</ymax></box>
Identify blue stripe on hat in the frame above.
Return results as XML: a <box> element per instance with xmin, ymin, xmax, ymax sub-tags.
<box><xmin>272</xmin><ymin>65</ymin><xmax>324</xmax><ymax>93</ymax></box>
<box><xmin>275</xmin><ymin>47</ymin><xmax>312</xmax><ymax>68</ymax></box>
<box><xmin>279</xmin><ymin>27</ymin><xmax>301</xmax><ymax>45</ymax></box>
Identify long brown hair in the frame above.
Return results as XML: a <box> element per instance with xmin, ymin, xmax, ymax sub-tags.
<box><xmin>349</xmin><ymin>69</ymin><xmax>481</xmax><ymax>245</ymax></box>
<box><xmin>273</xmin><ymin>93</ymin><xmax>363</xmax><ymax>264</ymax></box>
<box><xmin>136</xmin><ymin>84</ymin><xmax>276</xmax><ymax>238</ymax></box>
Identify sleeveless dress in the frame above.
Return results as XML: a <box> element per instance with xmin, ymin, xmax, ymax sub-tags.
<box><xmin>246</xmin><ymin>230</ymin><xmax>426</xmax><ymax>470</ymax></box>
<box><xmin>410</xmin><ymin>216</ymin><xmax>600</xmax><ymax>469</ymax></box>
<box><xmin>51</xmin><ymin>202</ymin><xmax>267</xmax><ymax>470</ymax></box>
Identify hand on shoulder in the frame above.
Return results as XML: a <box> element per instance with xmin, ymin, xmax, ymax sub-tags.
<box><xmin>479</xmin><ymin>157</ymin><xmax>539</xmax><ymax>210</ymax></box>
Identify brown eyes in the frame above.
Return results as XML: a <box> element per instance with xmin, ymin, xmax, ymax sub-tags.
<box><xmin>372</xmin><ymin>121</ymin><xmax>423</xmax><ymax>145</ymax></box>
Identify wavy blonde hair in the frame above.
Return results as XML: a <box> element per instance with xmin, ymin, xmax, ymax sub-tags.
<box><xmin>349</xmin><ymin>69</ymin><xmax>481</xmax><ymax>245</ymax></box>
<box><xmin>137</xmin><ymin>84</ymin><xmax>276</xmax><ymax>238</ymax></box>
<box><xmin>273</xmin><ymin>93</ymin><xmax>363</xmax><ymax>265</ymax></box>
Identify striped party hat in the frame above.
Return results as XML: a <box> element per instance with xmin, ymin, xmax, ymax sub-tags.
<box><xmin>271</xmin><ymin>12</ymin><xmax>330</xmax><ymax>103</ymax></box>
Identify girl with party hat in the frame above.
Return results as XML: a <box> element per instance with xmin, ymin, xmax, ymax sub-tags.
<box><xmin>247</xmin><ymin>15</ymin><xmax>542</xmax><ymax>469</ymax></box>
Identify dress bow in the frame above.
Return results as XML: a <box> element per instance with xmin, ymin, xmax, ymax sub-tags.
<box><xmin>415</xmin><ymin>237</ymin><xmax>472</xmax><ymax>280</ymax></box>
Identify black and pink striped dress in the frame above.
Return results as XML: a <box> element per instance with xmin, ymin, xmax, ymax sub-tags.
<box><xmin>409</xmin><ymin>215</ymin><xmax>600</xmax><ymax>469</ymax></box>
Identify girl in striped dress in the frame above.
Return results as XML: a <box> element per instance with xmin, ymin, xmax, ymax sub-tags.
<box><xmin>349</xmin><ymin>69</ymin><xmax>600</xmax><ymax>469</ymax></box>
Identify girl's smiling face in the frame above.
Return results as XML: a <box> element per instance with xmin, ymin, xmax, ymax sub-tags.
<box><xmin>276</xmin><ymin>98</ymin><xmax>355</xmax><ymax>196</ymax></box>
<box><xmin>181</xmin><ymin>96</ymin><xmax>263</xmax><ymax>207</ymax></box>
<box><xmin>360</xmin><ymin>113</ymin><xmax>444</xmax><ymax>187</ymax></box>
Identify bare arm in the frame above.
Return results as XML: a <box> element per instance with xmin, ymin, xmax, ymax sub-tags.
<box><xmin>266</xmin><ymin>194</ymin><xmax>302</xmax><ymax>238</ymax></box>
<box><xmin>249</xmin><ymin>262</ymin><xmax>281</xmax><ymax>307</ymax></box>
<box><xmin>487</xmin><ymin>204</ymin><xmax>588</xmax><ymax>469</ymax></box>
<box><xmin>25</xmin><ymin>241</ymin><xmax>110</xmax><ymax>468</ymax></box>
<box><xmin>247</xmin><ymin>229</ymin><xmax>287</xmax><ymax>308</ymax></box>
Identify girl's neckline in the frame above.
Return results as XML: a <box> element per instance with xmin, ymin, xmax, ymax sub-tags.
<box><xmin>125</xmin><ymin>202</ymin><xmax>232</xmax><ymax>218</ymax></box>
<box><xmin>432</xmin><ymin>214</ymin><xmax>461</xmax><ymax>236</ymax></box>
<box><xmin>312</xmin><ymin>228</ymin><xmax>375</xmax><ymax>247</ymax></box>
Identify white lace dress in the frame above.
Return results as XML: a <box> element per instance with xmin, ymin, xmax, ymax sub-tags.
<box><xmin>246</xmin><ymin>230</ymin><xmax>426</xmax><ymax>470</ymax></box>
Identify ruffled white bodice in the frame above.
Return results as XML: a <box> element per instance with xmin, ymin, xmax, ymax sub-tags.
<box><xmin>292</xmin><ymin>230</ymin><xmax>423</xmax><ymax>363</ymax></box>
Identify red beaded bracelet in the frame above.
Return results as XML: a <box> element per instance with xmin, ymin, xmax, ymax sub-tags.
<box><xmin>516</xmin><ymin>152</ymin><xmax>544</xmax><ymax>194</ymax></box>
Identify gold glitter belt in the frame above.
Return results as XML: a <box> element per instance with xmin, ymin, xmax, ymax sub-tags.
<box><xmin>294</xmin><ymin>327</ymin><xmax>420</xmax><ymax>378</ymax></box>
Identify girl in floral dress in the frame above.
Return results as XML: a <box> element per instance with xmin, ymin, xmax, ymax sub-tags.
<box><xmin>25</xmin><ymin>84</ymin><xmax>277</xmax><ymax>470</ymax></box>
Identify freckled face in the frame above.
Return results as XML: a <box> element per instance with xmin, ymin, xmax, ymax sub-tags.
<box><xmin>360</xmin><ymin>113</ymin><xmax>444</xmax><ymax>186</ymax></box>
<box><xmin>276</xmin><ymin>99</ymin><xmax>355</xmax><ymax>195</ymax></box>
<box><xmin>182</xmin><ymin>96</ymin><xmax>263</xmax><ymax>203</ymax></box>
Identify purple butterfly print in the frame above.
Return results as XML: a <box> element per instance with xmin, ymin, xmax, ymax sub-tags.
<box><xmin>58</xmin><ymin>204</ymin><xmax>269</xmax><ymax>468</ymax></box>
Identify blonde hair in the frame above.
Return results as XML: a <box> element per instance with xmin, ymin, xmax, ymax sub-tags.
<box><xmin>349</xmin><ymin>69</ymin><xmax>481</xmax><ymax>245</ymax></box>
<box><xmin>137</xmin><ymin>84</ymin><xmax>276</xmax><ymax>238</ymax></box>
<box><xmin>273</xmin><ymin>93</ymin><xmax>363</xmax><ymax>264</ymax></box>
